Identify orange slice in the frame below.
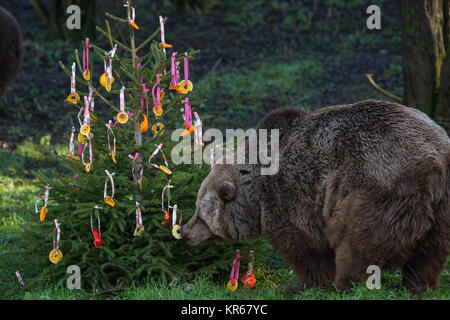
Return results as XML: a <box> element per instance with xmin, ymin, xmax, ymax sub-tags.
<box><xmin>83</xmin><ymin>69</ymin><xmax>90</xmax><ymax>81</ymax></box>
<box><xmin>104</xmin><ymin>196</ymin><xmax>115</xmax><ymax>207</ymax></box>
<box><xmin>100</xmin><ymin>72</ymin><xmax>115</xmax><ymax>89</ymax></box>
<box><xmin>159</xmin><ymin>42</ymin><xmax>172</xmax><ymax>49</ymax></box>
<box><xmin>117</xmin><ymin>111</ymin><xmax>129</xmax><ymax>124</ymax></box>
<box><xmin>159</xmin><ymin>165</ymin><xmax>172</xmax><ymax>175</ymax></box>
<box><xmin>109</xmin><ymin>151</ymin><xmax>116</xmax><ymax>163</ymax></box>
<box><xmin>140</xmin><ymin>114</ymin><xmax>148</xmax><ymax>132</ymax></box>
<box><xmin>40</xmin><ymin>206</ymin><xmax>47</xmax><ymax>222</ymax></box>
<box><xmin>129</xmin><ymin>20</ymin><xmax>139</xmax><ymax>30</ymax></box>
<box><xmin>181</xmin><ymin>124</ymin><xmax>195</xmax><ymax>137</ymax></box>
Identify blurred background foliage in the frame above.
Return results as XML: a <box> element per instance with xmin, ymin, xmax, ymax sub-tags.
<box><xmin>0</xmin><ymin>0</ymin><xmax>400</xmax><ymax>145</ymax></box>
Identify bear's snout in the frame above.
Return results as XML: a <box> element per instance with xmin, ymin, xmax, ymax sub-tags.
<box><xmin>180</xmin><ymin>214</ymin><xmax>213</xmax><ymax>246</ymax></box>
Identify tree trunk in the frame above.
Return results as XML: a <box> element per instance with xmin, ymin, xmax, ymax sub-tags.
<box><xmin>435</xmin><ymin>1</ymin><xmax>450</xmax><ymax>133</ymax></box>
<box><xmin>436</xmin><ymin>53</ymin><xmax>450</xmax><ymax>132</ymax></box>
<box><xmin>402</xmin><ymin>0</ymin><xmax>450</xmax><ymax>134</ymax></box>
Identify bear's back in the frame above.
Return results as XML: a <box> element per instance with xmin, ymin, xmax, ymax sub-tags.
<box><xmin>281</xmin><ymin>100</ymin><xmax>450</xmax><ymax>190</ymax></box>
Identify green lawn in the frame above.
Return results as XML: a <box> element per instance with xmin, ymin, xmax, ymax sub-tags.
<box><xmin>0</xmin><ymin>145</ymin><xmax>448</xmax><ymax>300</ymax></box>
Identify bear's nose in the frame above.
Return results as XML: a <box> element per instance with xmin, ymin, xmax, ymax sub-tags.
<box><xmin>180</xmin><ymin>226</ymin><xmax>185</xmax><ymax>239</ymax></box>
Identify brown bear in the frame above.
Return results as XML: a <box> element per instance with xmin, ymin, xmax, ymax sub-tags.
<box><xmin>0</xmin><ymin>6</ymin><xmax>22</xmax><ymax>97</ymax></box>
<box><xmin>181</xmin><ymin>100</ymin><xmax>450</xmax><ymax>294</ymax></box>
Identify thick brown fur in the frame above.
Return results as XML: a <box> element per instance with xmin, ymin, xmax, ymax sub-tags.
<box><xmin>0</xmin><ymin>7</ymin><xmax>22</xmax><ymax>97</ymax></box>
<box><xmin>182</xmin><ymin>100</ymin><xmax>450</xmax><ymax>294</ymax></box>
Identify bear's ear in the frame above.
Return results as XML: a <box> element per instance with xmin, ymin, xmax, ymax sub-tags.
<box><xmin>218</xmin><ymin>181</ymin><xmax>235</xmax><ymax>201</ymax></box>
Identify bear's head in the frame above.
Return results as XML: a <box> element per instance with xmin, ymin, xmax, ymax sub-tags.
<box><xmin>181</xmin><ymin>147</ymin><xmax>261</xmax><ymax>246</ymax></box>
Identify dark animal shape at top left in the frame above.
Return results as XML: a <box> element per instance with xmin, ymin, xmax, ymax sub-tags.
<box><xmin>0</xmin><ymin>6</ymin><xmax>22</xmax><ymax>97</ymax></box>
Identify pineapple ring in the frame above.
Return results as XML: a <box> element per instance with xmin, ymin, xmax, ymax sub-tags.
<box><xmin>176</xmin><ymin>80</ymin><xmax>193</xmax><ymax>94</ymax></box>
<box><xmin>172</xmin><ymin>225</ymin><xmax>182</xmax><ymax>239</ymax></box>
<box><xmin>227</xmin><ymin>280</ymin><xmax>238</xmax><ymax>291</ymax></box>
<box><xmin>66</xmin><ymin>93</ymin><xmax>80</xmax><ymax>104</ymax></box>
<box><xmin>151</xmin><ymin>122</ymin><xmax>164</xmax><ymax>136</ymax></box>
<box><xmin>80</xmin><ymin>124</ymin><xmax>90</xmax><ymax>136</ymax></box>
<box><xmin>49</xmin><ymin>249</ymin><xmax>63</xmax><ymax>264</ymax></box>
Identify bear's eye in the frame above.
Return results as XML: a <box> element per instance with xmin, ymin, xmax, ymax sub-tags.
<box><xmin>218</xmin><ymin>181</ymin><xmax>235</xmax><ymax>201</ymax></box>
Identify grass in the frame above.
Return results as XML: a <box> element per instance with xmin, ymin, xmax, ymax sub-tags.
<box><xmin>0</xmin><ymin>142</ymin><xmax>448</xmax><ymax>300</ymax></box>
<box><xmin>16</xmin><ymin>267</ymin><xmax>450</xmax><ymax>300</ymax></box>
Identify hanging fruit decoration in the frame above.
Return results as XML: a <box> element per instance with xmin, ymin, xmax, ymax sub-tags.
<box><xmin>241</xmin><ymin>250</ymin><xmax>256</xmax><ymax>289</ymax></box>
<box><xmin>35</xmin><ymin>185</ymin><xmax>51</xmax><ymax>222</ymax></box>
<box><xmin>161</xmin><ymin>181</ymin><xmax>173</xmax><ymax>227</ymax></box>
<box><xmin>148</xmin><ymin>143</ymin><xmax>172</xmax><ymax>175</ymax></box>
<box><xmin>81</xmin><ymin>136</ymin><xmax>93</xmax><ymax>173</ymax></box>
<box><xmin>133</xmin><ymin>202</ymin><xmax>145</xmax><ymax>237</ymax></box>
<box><xmin>82</xmin><ymin>38</ymin><xmax>91</xmax><ymax>81</ymax></box>
<box><xmin>128</xmin><ymin>152</ymin><xmax>144</xmax><ymax>192</ymax></box>
<box><xmin>193</xmin><ymin>112</ymin><xmax>204</xmax><ymax>151</ymax></box>
<box><xmin>227</xmin><ymin>250</ymin><xmax>241</xmax><ymax>291</ymax></box>
<box><xmin>66</xmin><ymin>62</ymin><xmax>80</xmax><ymax>104</ymax></box>
<box><xmin>104</xmin><ymin>170</ymin><xmax>116</xmax><ymax>207</ymax></box>
<box><xmin>125</xmin><ymin>3</ymin><xmax>139</xmax><ymax>30</ymax></box>
<box><xmin>106</xmin><ymin>120</ymin><xmax>117</xmax><ymax>163</ymax></box>
<box><xmin>152</xmin><ymin>73</ymin><xmax>163</xmax><ymax>117</ymax></box>
<box><xmin>151</xmin><ymin>122</ymin><xmax>164</xmax><ymax>136</ymax></box>
<box><xmin>117</xmin><ymin>86</ymin><xmax>129</xmax><ymax>124</ymax></box>
<box><xmin>176</xmin><ymin>54</ymin><xmax>193</xmax><ymax>94</ymax></box>
<box><xmin>48</xmin><ymin>219</ymin><xmax>63</xmax><ymax>264</ymax></box>
<box><xmin>90</xmin><ymin>206</ymin><xmax>102</xmax><ymax>247</ymax></box>
<box><xmin>181</xmin><ymin>98</ymin><xmax>194</xmax><ymax>137</ymax></box>
<box><xmin>100</xmin><ymin>45</ymin><xmax>116</xmax><ymax>91</ymax></box>
<box><xmin>171</xmin><ymin>204</ymin><xmax>182</xmax><ymax>240</ymax></box>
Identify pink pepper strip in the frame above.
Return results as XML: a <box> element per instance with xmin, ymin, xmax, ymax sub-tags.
<box><xmin>184</xmin><ymin>98</ymin><xmax>192</xmax><ymax>129</ymax></box>
<box><xmin>184</xmin><ymin>55</ymin><xmax>189</xmax><ymax>83</ymax></box>
<box><xmin>16</xmin><ymin>271</ymin><xmax>24</xmax><ymax>286</ymax></box>
<box><xmin>83</xmin><ymin>38</ymin><xmax>89</xmax><ymax>75</ymax></box>
<box><xmin>171</xmin><ymin>52</ymin><xmax>178</xmax><ymax>87</ymax></box>
<box><xmin>230</xmin><ymin>250</ymin><xmax>241</xmax><ymax>286</ymax></box>
<box><xmin>152</xmin><ymin>75</ymin><xmax>162</xmax><ymax>112</ymax></box>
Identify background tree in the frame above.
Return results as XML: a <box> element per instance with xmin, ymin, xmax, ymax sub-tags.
<box><xmin>402</xmin><ymin>0</ymin><xmax>450</xmax><ymax>132</ymax></box>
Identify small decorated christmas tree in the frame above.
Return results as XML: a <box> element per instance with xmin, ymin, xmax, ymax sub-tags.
<box><xmin>13</xmin><ymin>1</ymin><xmax>263</xmax><ymax>292</ymax></box>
